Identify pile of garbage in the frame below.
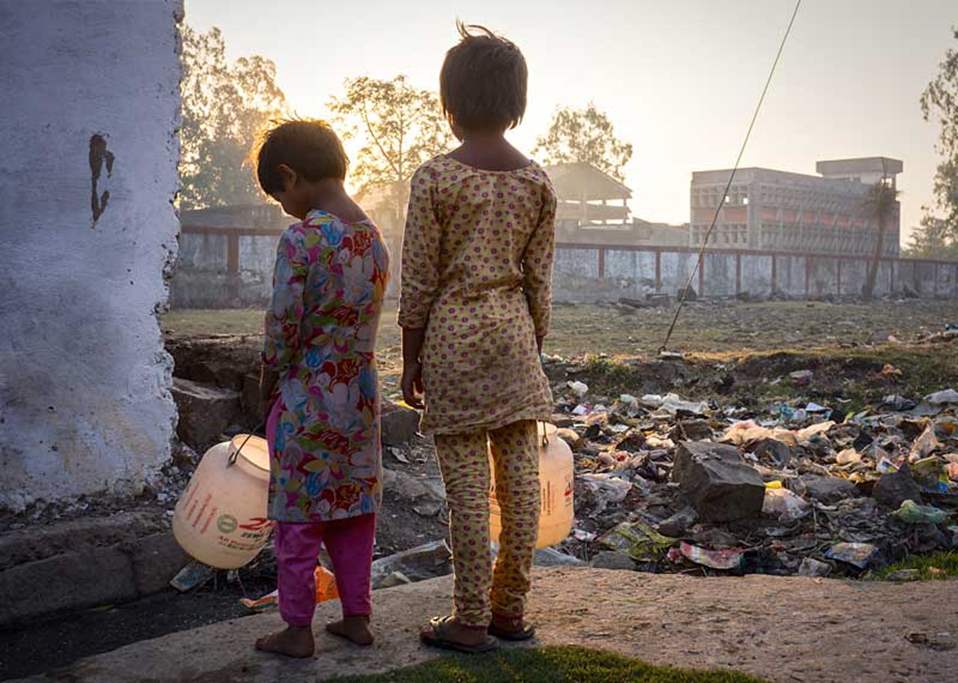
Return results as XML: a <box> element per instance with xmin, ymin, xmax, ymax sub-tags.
<box><xmin>553</xmin><ymin>374</ymin><xmax>958</xmax><ymax>578</ymax></box>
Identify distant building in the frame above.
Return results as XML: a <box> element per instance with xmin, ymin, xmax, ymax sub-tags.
<box><xmin>545</xmin><ymin>162</ymin><xmax>689</xmax><ymax>247</ymax></box>
<box><xmin>690</xmin><ymin>157</ymin><xmax>902</xmax><ymax>257</ymax></box>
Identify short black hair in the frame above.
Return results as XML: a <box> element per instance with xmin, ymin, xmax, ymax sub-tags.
<box><xmin>440</xmin><ymin>22</ymin><xmax>527</xmax><ymax>132</ymax></box>
<box><xmin>254</xmin><ymin>119</ymin><xmax>348</xmax><ymax>195</ymax></box>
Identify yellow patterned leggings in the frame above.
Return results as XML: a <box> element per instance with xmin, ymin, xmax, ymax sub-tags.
<box><xmin>434</xmin><ymin>420</ymin><xmax>540</xmax><ymax>627</ymax></box>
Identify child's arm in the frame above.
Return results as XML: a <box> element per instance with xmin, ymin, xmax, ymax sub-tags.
<box><xmin>398</xmin><ymin>168</ymin><xmax>441</xmax><ymax>408</ymax></box>
<box><xmin>261</xmin><ymin>230</ymin><xmax>308</xmax><ymax>418</ymax></box>
<box><xmin>522</xmin><ymin>183</ymin><xmax>558</xmax><ymax>353</ymax></box>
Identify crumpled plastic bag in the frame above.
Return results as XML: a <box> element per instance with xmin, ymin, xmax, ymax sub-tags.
<box><xmin>762</xmin><ymin>487</ymin><xmax>810</xmax><ymax>522</ymax></box>
<box><xmin>892</xmin><ymin>499</ymin><xmax>951</xmax><ymax>525</ymax></box>
<box><xmin>598</xmin><ymin>520</ymin><xmax>675</xmax><ymax>562</ymax></box>
<box><xmin>578</xmin><ymin>473</ymin><xmax>633</xmax><ymax>514</ymax></box>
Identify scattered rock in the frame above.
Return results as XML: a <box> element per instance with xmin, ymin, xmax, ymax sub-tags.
<box><xmin>171</xmin><ymin>377</ymin><xmax>242</xmax><ymax>451</ymax></box>
<box><xmin>671</xmin><ymin>442</ymin><xmax>765</xmax><ymax>522</ymax></box>
<box><xmin>788</xmin><ymin>474</ymin><xmax>861</xmax><ymax>504</ymax></box>
<box><xmin>668</xmin><ymin>419</ymin><xmax>712</xmax><ymax>443</ymax></box>
<box><xmin>886</xmin><ymin>569</ymin><xmax>921</xmax><ymax>582</ymax></box>
<box><xmin>798</xmin><ymin>558</ymin><xmax>831</xmax><ymax>577</ymax></box>
<box><xmin>533</xmin><ymin>548</ymin><xmax>587</xmax><ymax>568</ymax></box>
<box><xmin>370</xmin><ymin>540</ymin><xmax>452</xmax><ymax>588</ymax></box>
<box><xmin>377</xmin><ymin>571</ymin><xmax>412</xmax><ymax>589</ymax></box>
<box><xmin>825</xmin><ymin>542</ymin><xmax>879</xmax><ymax>570</ymax></box>
<box><xmin>873</xmin><ymin>464</ymin><xmax>924</xmax><ymax>509</ymax></box>
<box><xmin>381</xmin><ymin>400</ymin><xmax>421</xmax><ymax>447</ymax></box>
<box><xmin>590</xmin><ymin>550</ymin><xmax>635</xmax><ymax>570</ymax></box>
<box><xmin>656</xmin><ymin>507</ymin><xmax>698</xmax><ymax>538</ymax></box>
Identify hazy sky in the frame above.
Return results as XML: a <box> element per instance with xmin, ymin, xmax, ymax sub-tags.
<box><xmin>186</xmin><ymin>0</ymin><xmax>956</xmax><ymax>246</ymax></box>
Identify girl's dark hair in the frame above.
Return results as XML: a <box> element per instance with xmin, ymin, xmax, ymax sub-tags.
<box><xmin>255</xmin><ymin>119</ymin><xmax>348</xmax><ymax>195</ymax></box>
<box><xmin>440</xmin><ymin>22</ymin><xmax>527</xmax><ymax>132</ymax></box>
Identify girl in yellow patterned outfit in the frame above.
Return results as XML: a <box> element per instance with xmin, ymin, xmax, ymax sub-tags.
<box><xmin>399</xmin><ymin>23</ymin><xmax>556</xmax><ymax>653</ymax></box>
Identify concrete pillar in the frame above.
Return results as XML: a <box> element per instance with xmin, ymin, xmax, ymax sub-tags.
<box><xmin>0</xmin><ymin>1</ymin><xmax>182</xmax><ymax>512</ymax></box>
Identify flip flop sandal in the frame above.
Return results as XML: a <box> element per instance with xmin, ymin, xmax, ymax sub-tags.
<box><xmin>488</xmin><ymin>617</ymin><xmax>536</xmax><ymax>642</ymax></box>
<box><xmin>420</xmin><ymin>616</ymin><xmax>498</xmax><ymax>654</ymax></box>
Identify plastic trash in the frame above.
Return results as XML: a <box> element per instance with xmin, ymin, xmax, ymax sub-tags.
<box><xmin>567</xmin><ymin>381</ymin><xmax>589</xmax><ymax>397</ymax></box>
<box><xmin>797</xmin><ymin>558</ymin><xmax>831</xmax><ymax>577</ymax></box>
<box><xmin>762</xmin><ymin>488</ymin><xmax>810</xmax><ymax>522</ymax></box>
<box><xmin>836</xmin><ymin>448</ymin><xmax>862</xmax><ymax>466</ymax></box>
<box><xmin>926</xmin><ymin>389</ymin><xmax>958</xmax><ymax>405</ymax></box>
<box><xmin>825</xmin><ymin>542</ymin><xmax>878</xmax><ymax>570</ymax></box>
<box><xmin>169</xmin><ymin>560</ymin><xmax>215</xmax><ymax>593</ymax></box>
<box><xmin>667</xmin><ymin>541</ymin><xmax>744</xmax><ymax>570</ymax></box>
<box><xmin>578</xmin><ymin>473</ymin><xmax>632</xmax><ymax>514</ymax></box>
<box><xmin>892</xmin><ymin>499</ymin><xmax>951</xmax><ymax>525</ymax></box>
<box><xmin>598</xmin><ymin>521</ymin><xmax>675</xmax><ymax>562</ymax></box>
<box><xmin>240</xmin><ymin>566</ymin><xmax>338</xmax><ymax>610</ymax></box>
<box><xmin>910</xmin><ymin>425</ymin><xmax>943</xmax><ymax>460</ymax></box>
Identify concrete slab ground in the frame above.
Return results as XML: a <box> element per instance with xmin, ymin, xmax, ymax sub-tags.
<box><xmin>16</xmin><ymin>568</ymin><xmax>958</xmax><ymax>683</ymax></box>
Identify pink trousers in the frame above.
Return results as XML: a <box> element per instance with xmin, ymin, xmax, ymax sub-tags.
<box><xmin>267</xmin><ymin>399</ymin><xmax>376</xmax><ymax>627</ymax></box>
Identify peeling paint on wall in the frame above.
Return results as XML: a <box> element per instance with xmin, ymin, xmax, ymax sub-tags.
<box><xmin>88</xmin><ymin>133</ymin><xmax>114</xmax><ymax>227</ymax></box>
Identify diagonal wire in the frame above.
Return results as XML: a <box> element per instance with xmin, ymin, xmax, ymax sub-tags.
<box><xmin>659</xmin><ymin>0</ymin><xmax>803</xmax><ymax>354</ymax></box>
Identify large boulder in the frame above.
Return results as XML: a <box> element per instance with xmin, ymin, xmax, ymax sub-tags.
<box><xmin>171</xmin><ymin>377</ymin><xmax>242</xmax><ymax>451</ymax></box>
<box><xmin>671</xmin><ymin>441</ymin><xmax>765</xmax><ymax>522</ymax></box>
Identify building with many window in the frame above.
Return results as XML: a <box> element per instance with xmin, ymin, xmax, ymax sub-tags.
<box><xmin>690</xmin><ymin>157</ymin><xmax>902</xmax><ymax>256</ymax></box>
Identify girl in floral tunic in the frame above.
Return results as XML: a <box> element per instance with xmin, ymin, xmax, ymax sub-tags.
<box><xmin>400</xmin><ymin>24</ymin><xmax>556</xmax><ymax>653</ymax></box>
<box><xmin>253</xmin><ymin>120</ymin><xmax>389</xmax><ymax>658</ymax></box>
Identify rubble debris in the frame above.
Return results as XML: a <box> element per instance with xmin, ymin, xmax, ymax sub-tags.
<box><xmin>672</xmin><ymin>442</ymin><xmax>765</xmax><ymax>522</ymax></box>
<box><xmin>926</xmin><ymin>389</ymin><xmax>958</xmax><ymax>406</ymax></box>
<box><xmin>892</xmin><ymin>500</ymin><xmax>951</xmax><ymax>525</ymax></box>
<box><xmin>656</xmin><ymin>507</ymin><xmax>698</xmax><ymax>538</ymax></box>
<box><xmin>534</xmin><ymin>354</ymin><xmax>958</xmax><ymax>579</ymax></box>
<box><xmin>598</xmin><ymin>521</ymin><xmax>675</xmax><ymax>563</ymax></box>
<box><xmin>533</xmin><ymin>548</ymin><xmax>587</xmax><ymax>567</ymax></box>
<box><xmin>885</xmin><ymin>569</ymin><xmax>921</xmax><ymax>582</ymax></box>
<box><xmin>788</xmin><ymin>474</ymin><xmax>861</xmax><ymax>504</ymax></box>
<box><xmin>590</xmin><ymin>550</ymin><xmax>635</xmax><ymax>570</ymax></box>
<box><xmin>789</xmin><ymin>370</ymin><xmax>813</xmax><ymax>386</ymax></box>
<box><xmin>170</xmin><ymin>378</ymin><xmax>242</xmax><ymax>451</ymax></box>
<box><xmin>668</xmin><ymin>542</ymin><xmax>745</xmax><ymax>571</ymax></box>
<box><xmin>170</xmin><ymin>561</ymin><xmax>214</xmax><ymax>593</ymax></box>
<box><xmin>873</xmin><ymin>465</ymin><xmax>924</xmax><ymax>509</ymax></box>
<box><xmin>825</xmin><ymin>543</ymin><xmax>879</xmax><ymax>570</ymax></box>
<box><xmin>762</xmin><ymin>487</ymin><xmax>810</xmax><ymax>522</ymax></box>
<box><xmin>798</xmin><ymin>558</ymin><xmax>831</xmax><ymax>577</ymax></box>
<box><xmin>381</xmin><ymin>399</ymin><xmax>421</xmax><ymax>446</ymax></box>
<box><xmin>370</xmin><ymin>540</ymin><xmax>452</xmax><ymax>588</ymax></box>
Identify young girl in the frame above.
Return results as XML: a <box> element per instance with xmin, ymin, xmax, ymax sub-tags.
<box><xmin>253</xmin><ymin>120</ymin><xmax>389</xmax><ymax>658</ymax></box>
<box><xmin>400</xmin><ymin>24</ymin><xmax>556</xmax><ymax>653</ymax></box>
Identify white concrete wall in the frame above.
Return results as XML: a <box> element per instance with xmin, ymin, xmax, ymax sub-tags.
<box><xmin>0</xmin><ymin>0</ymin><xmax>182</xmax><ymax>511</ymax></box>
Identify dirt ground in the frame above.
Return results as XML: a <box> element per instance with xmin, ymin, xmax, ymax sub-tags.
<box><xmin>19</xmin><ymin>568</ymin><xmax>958</xmax><ymax>683</ymax></box>
<box><xmin>162</xmin><ymin>299</ymin><xmax>958</xmax><ymax>396</ymax></box>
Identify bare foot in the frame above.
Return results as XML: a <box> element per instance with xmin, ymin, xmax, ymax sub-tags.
<box><xmin>254</xmin><ymin>626</ymin><xmax>315</xmax><ymax>658</ymax></box>
<box><xmin>326</xmin><ymin>615</ymin><xmax>374</xmax><ymax>646</ymax></box>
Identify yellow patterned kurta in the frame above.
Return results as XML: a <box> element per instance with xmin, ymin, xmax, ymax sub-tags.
<box><xmin>399</xmin><ymin>156</ymin><xmax>556</xmax><ymax>435</ymax></box>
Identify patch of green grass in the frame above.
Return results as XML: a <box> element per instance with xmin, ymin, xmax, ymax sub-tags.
<box><xmin>579</xmin><ymin>357</ymin><xmax>651</xmax><ymax>398</ymax></box>
<box><xmin>330</xmin><ymin>646</ymin><xmax>765</xmax><ymax>683</ymax></box>
<box><xmin>871</xmin><ymin>551</ymin><xmax>958</xmax><ymax>581</ymax></box>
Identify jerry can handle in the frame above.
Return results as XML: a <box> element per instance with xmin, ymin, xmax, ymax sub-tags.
<box><xmin>539</xmin><ymin>421</ymin><xmax>550</xmax><ymax>448</ymax></box>
<box><xmin>228</xmin><ymin>422</ymin><xmax>265</xmax><ymax>467</ymax></box>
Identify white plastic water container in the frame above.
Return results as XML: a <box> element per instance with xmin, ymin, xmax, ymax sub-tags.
<box><xmin>489</xmin><ymin>422</ymin><xmax>575</xmax><ymax>548</ymax></box>
<box><xmin>172</xmin><ymin>434</ymin><xmax>272</xmax><ymax>569</ymax></box>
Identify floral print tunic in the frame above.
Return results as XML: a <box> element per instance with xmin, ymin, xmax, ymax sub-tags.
<box><xmin>263</xmin><ymin>210</ymin><xmax>389</xmax><ymax>522</ymax></box>
<box><xmin>399</xmin><ymin>156</ymin><xmax>556</xmax><ymax>435</ymax></box>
